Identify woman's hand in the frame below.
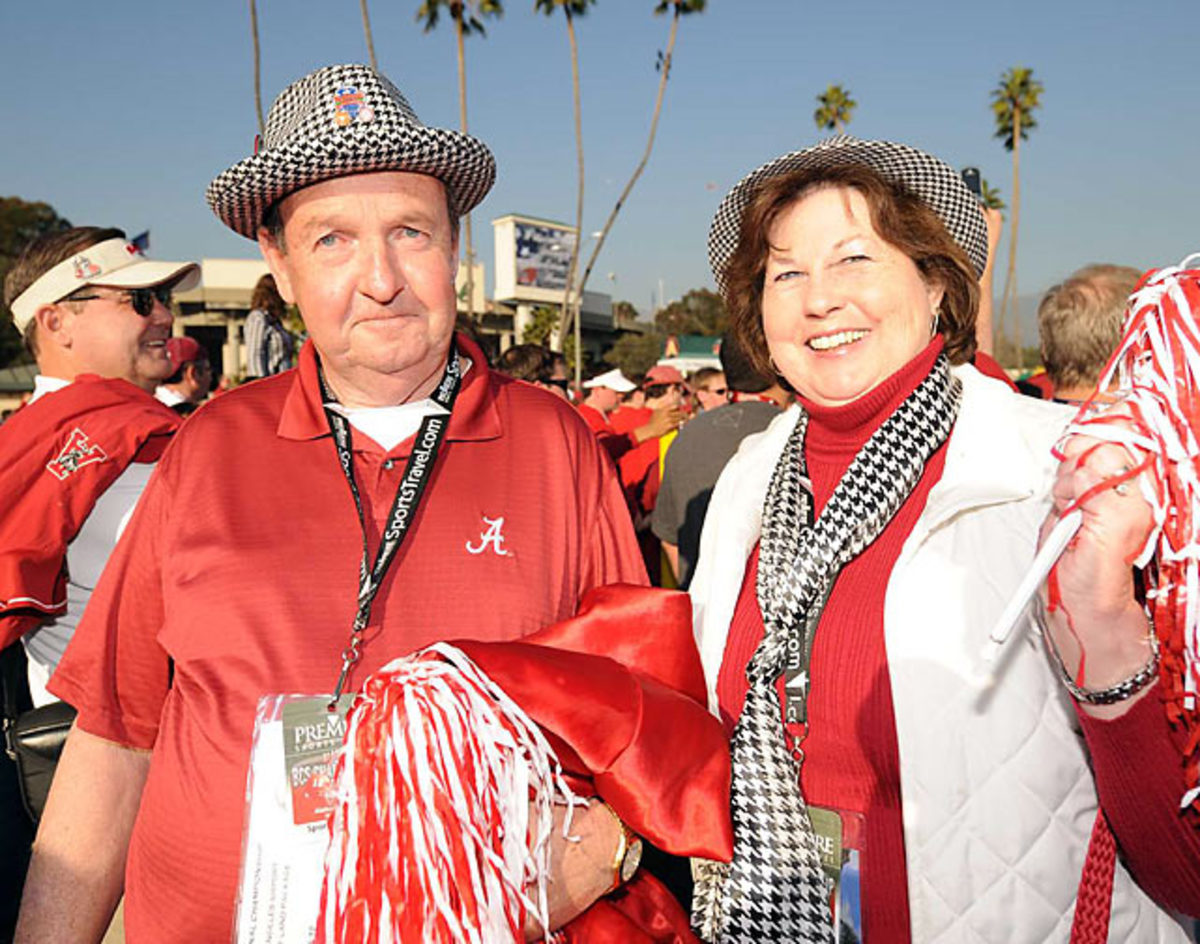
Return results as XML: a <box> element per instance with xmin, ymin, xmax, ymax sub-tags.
<box><xmin>1039</xmin><ymin>421</ymin><xmax>1158</xmax><ymax>718</ymax></box>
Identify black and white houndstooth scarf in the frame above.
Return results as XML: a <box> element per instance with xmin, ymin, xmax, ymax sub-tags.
<box><xmin>693</xmin><ymin>355</ymin><xmax>961</xmax><ymax>943</ymax></box>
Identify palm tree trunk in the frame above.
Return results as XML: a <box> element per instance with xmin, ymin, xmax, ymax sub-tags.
<box><xmin>1006</xmin><ymin>108</ymin><xmax>1022</xmax><ymax>369</ymax></box>
<box><xmin>249</xmin><ymin>0</ymin><xmax>264</xmax><ymax>135</ymax></box>
<box><xmin>359</xmin><ymin>0</ymin><xmax>378</xmax><ymax>71</ymax></box>
<box><xmin>563</xmin><ymin>9</ymin><xmax>586</xmax><ymax>389</ymax></box>
<box><xmin>577</xmin><ymin>8</ymin><xmax>680</xmax><ymax>307</ymax></box>
<box><xmin>456</xmin><ymin>16</ymin><xmax>476</xmax><ymax>322</ymax></box>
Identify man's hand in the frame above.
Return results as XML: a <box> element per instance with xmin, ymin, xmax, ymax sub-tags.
<box><xmin>16</xmin><ymin>725</ymin><xmax>150</xmax><ymax>943</ymax></box>
<box><xmin>523</xmin><ymin>798</ymin><xmax>623</xmax><ymax>941</ymax></box>
<box><xmin>633</xmin><ymin>405</ymin><xmax>685</xmax><ymax>443</ymax></box>
<box><xmin>1039</xmin><ymin>425</ymin><xmax>1158</xmax><ymax>719</ymax></box>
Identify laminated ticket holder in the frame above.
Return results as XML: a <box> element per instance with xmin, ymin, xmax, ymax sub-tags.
<box><xmin>233</xmin><ymin>346</ymin><xmax>463</xmax><ymax>944</ymax></box>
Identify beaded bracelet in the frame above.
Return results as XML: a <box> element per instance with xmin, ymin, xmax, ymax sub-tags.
<box><xmin>1034</xmin><ymin>598</ymin><xmax>1161</xmax><ymax>705</ymax></box>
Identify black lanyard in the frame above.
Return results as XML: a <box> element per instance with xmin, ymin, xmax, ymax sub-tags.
<box><xmin>319</xmin><ymin>345</ymin><xmax>462</xmax><ymax>706</ymax></box>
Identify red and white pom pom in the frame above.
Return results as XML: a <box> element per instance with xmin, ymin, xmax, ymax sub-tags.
<box><xmin>317</xmin><ymin>643</ymin><xmax>583</xmax><ymax>943</ymax></box>
<box><xmin>1057</xmin><ymin>255</ymin><xmax>1200</xmax><ymax>812</ymax></box>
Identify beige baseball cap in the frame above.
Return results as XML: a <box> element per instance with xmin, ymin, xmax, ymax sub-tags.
<box><xmin>10</xmin><ymin>237</ymin><xmax>200</xmax><ymax>334</ymax></box>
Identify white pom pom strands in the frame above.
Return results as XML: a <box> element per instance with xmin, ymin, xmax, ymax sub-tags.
<box><xmin>317</xmin><ymin>643</ymin><xmax>583</xmax><ymax>943</ymax></box>
<box><xmin>1059</xmin><ymin>257</ymin><xmax>1200</xmax><ymax>812</ymax></box>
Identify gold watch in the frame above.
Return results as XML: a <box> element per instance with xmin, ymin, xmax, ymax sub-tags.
<box><xmin>599</xmin><ymin>801</ymin><xmax>643</xmax><ymax>892</ymax></box>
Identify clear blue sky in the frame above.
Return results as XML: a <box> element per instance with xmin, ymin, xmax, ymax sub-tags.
<box><xmin>3</xmin><ymin>0</ymin><xmax>1196</xmax><ymax>336</ymax></box>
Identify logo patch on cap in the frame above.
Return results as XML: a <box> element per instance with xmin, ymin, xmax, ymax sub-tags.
<box><xmin>72</xmin><ymin>255</ymin><xmax>101</xmax><ymax>280</ymax></box>
<box><xmin>333</xmin><ymin>86</ymin><xmax>373</xmax><ymax>127</ymax></box>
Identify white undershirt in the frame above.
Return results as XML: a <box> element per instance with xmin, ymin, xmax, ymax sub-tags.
<box><xmin>323</xmin><ymin>357</ymin><xmax>471</xmax><ymax>451</ymax></box>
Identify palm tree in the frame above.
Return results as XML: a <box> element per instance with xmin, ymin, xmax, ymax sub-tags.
<box><xmin>981</xmin><ymin>177</ymin><xmax>1006</xmax><ymax>212</ymax></box>
<box><xmin>814</xmin><ymin>84</ymin><xmax>856</xmax><ymax>134</ymax></box>
<box><xmin>248</xmin><ymin>0</ymin><xmax>265</xmax><ymax>134</ymax></box>
<box><xmin>360</xmin><ymin>0</ymin><xmax>379</xmax><ymax>71</ymax></box>
<box><xmin>991</xmin><ymin>66</ymin><xmax>1043</xmax><ymax>369</ymax></box>
<box><xmin>535</xmin><ymin>0</ymin><xmax>595</xmax><ymax>388</ymax></box>
<box><xmin>417</xmin><ymin>1</ymin><xmax>504</xmax><ymax>324</ymax></box>
<box><xmin>576</xmin><ymin>1</ymin><xmax>706</xmax><ymax>347</ymax></box>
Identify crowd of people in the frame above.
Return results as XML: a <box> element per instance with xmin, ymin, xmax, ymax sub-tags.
<box><xmin>0</xmin><ymin>60</ymin><xmax>1197</xmax><ymax>944</ymax></box>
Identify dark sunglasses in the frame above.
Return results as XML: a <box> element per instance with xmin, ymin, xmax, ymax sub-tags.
<box><xmin>545</xmin><ymin>378</ymin><xmax>570</xmax><ymax>391</ymax></box>
<box><xmin>65</xmin><ymin>284</ymin><xmax>173</xmax><ymax>317</ymax></box>
<box><xmin>644</xmin><ymin>382</ymin><xmax>682</xmax><ymax>398</ymax></box>
<box><xmin>704</xmin><ymin>386</ymin><xmax>728</xmax><ymax>397</ymax></box>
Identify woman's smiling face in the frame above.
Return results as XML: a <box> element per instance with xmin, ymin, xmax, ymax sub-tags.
<box><xmin>761</xmin><ymin>185</ymin><xmax>944</xmax><ymax>407</ymax></box>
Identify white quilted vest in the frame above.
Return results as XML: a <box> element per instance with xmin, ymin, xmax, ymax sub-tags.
<box><xmin>691</xmin><ymin>366</ymin><xmax>1191</xmax><ymax>942</ymax></box>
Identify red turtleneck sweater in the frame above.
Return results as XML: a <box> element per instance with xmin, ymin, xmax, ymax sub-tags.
<box><xmin>714</xmin><ymin>339</ymin><xmax>1200</xmax><ymax>939</ymax></box>
<box><xmin>717</xmin><ymin>339</ymin><xmax>945</xmax><ymax>940</ymax></box>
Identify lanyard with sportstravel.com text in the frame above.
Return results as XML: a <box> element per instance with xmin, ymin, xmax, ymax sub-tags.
<box><xmin>319</xmin><ymin>343</ymin><xmax>462</xmax><ymax>708</ymax></box>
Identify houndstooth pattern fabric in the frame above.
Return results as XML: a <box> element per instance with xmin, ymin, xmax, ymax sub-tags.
<box><xmin>707</xmin><ymin>136</ymin><xmax>988</xmax><ymax>295</ymax></box>
<box><xmin>206</xmin><ymin>63</ymin><xmax>496</xmax><ymax>238</ymax></box>
<box><xmin>692</xmin><ymin>356</ymin><xmax>962</xmax><ymax>943</ymax></box>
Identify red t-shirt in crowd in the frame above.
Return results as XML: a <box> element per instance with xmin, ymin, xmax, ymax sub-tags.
<box><xmin>50</xmin><ymin>335</ymin><xmax>648</xmax><ymax>942</ymax></box>
<box><xmin>610</xmin><ymin>406</ymin><xmax>663</xmax><ymax>516</ymax></box>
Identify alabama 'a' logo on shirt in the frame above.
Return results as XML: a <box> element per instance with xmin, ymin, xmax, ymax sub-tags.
<box><xmin>46</xmin><ymin>427</ymin><xmax>108</xmax><ymax>480</ymax></box>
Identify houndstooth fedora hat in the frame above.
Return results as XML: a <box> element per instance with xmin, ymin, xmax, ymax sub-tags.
<box><xmin>708</xmin><ymin>135</ymin><xmax>988</xmax><ymax>296</ymax></box>
<box><xmin>206</xmin><ymin>63</ymin><xmax>496</xmax><ymax>239</ymax></box>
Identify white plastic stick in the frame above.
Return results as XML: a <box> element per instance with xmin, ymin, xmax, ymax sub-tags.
<box><xmin>982</xmin><ymin>509</ymin><xmax>1083</xmax><ymax>664</ymax></box>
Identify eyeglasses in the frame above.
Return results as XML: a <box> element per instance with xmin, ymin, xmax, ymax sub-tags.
<box><xmin>644</xmin><ymin>382</ymin><xmax>683</xmax><ymax>398</ymax></box>
<box><xmin>703</xmin><ymin>387</ymin><xmax>728</xmax><ymax>397</ymax></box>
<box><xmin>545</xmin><ymin>378</ymin><xmax>570</xmax><ymax>391</ymax></box>
<box><xmin>64</xmin><ymin>284</ymin><xmax>173</xmax><ymax>317</ymax></box>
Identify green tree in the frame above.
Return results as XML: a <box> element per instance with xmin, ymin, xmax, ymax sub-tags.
<box><xmin>814</xmin><ymin>84</ymin><xmax>856</xmax><ymax>133</ymax></box>
<box><xmin>248</xmin><ymin>0</ymin><xmax>265</xmax><ymax>134</ymax></box>
<box><xmin>654</xmin><ymin>287</ymin><xmax>727</xmax><ymax>336</ymax></box>
<box><xmin>418</xmin><ymin>1</ymin><xmax>503</xmax><ymax>324</ymax></box>
<box><xmin>0</xmin><ymin>197</ymin><xmax>72</xmax><ymax>367</ymax></box>
<box><xmin>991</xmin><ymin>66</ymin><xmax>1043</xmax><ymax>369</ymax></box>
<box><xmin>612</xmin><ymin>299</ymin><xmax>640</xmax><ymax>327</ymax></box>
<box><xmin>576</xmin><ymin>1</ymin><xmax>705</xmax><ymax>330</ymax></box>
<box><xmin>535</xmin><ymin>0</ymin><xmax>595</xmax><ymax>389</ymax></box>
<box><xmin>981</xmin><ymin>177</ymin><xmax>1006</xmax><ymax>212</ymax></box>
<box><xmin>360</xmin><ymin>0</ymin><xmax>379</xmax><ymax>71</ymax></box>
<box><xmin>520</xmin><ymin>305</ymin><xmax>560</xmax><ymax>345</ymax></box>
<box><xmin>604</xmin><ymin>330</ymin><xmax>665</xmax><ymax>378</ymax></box>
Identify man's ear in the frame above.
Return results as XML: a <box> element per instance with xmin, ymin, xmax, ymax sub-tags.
<box><xmin>34</xmin><ymin>303</ymin><xmax>69</xmax><ymax>347</ymax></box>
<box><xmin>257</xmin><ymin>227</ymin><xmax>296</xmax><ymax>304</ymax></box>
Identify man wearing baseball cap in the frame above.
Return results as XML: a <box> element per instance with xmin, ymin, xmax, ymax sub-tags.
<box><xmin>18</xmin><ymin>65</ymin><xmax>654</xmax><ymax>942</ymax></box>
<box><xmin>0</xmin><ymin>226</ymin><xmax>196</xmax><ymax>936</ymax></box>
<box><xmin>579</xmin><ymin>367</ymin><xmax>683</xmax><ymax>470</ymax></box>
<box><xmin>155</xmin><ymin>336</ymin><xmax>212</xmax><ymax>415</ymax></box>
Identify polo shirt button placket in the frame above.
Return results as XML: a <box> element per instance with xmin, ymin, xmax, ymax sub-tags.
<box><xmin>383</xmin><ymin>459</ymin><xmax>395</xmax><ymax>470</ymax></box>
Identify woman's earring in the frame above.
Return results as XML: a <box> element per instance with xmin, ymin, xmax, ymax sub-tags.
<box><xmin>930</xmin><ymin>307</ymin><xmax>941</xmax><ymax>337</ymax></box>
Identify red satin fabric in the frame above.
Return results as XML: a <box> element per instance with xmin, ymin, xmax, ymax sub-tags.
<box><xmin>451</xmin><ymin>584</ymin><xmax>732</xmax><ymax>940</ymax></box>
<box><xmin>453</xmin><ymin>584</ymin><xmax>732</xmax><ymax>862</ymax></box>
<box><xmin>562</xmin><ymin>872</ymin><xmax>700</xmax><ymax>944</ymax></box>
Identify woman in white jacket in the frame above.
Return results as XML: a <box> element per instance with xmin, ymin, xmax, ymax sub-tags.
<box><xmin>688</xmin><ymin>137</ymin><xmax>1199</xmax><ymax>943</ymax></box>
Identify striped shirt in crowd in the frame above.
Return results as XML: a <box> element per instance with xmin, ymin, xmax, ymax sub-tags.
<box><xmin>244</xmin><ymin>308</ymin><xmax>295</xmax><ymax>378</ymax></box>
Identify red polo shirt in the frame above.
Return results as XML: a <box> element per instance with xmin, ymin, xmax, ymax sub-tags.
<box><xmin>50</xmin><ymin>335</ymin><xmax>647</xmax><ymax>943</ymax></box>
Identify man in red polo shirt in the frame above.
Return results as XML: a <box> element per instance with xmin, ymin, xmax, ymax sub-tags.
<box><xmin>18</xmin><ymin>64</ymin><xmax>648</xmax><ymax>943</ymax></box>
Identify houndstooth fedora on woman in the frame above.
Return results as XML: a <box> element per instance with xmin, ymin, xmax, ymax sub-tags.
<box><xmin>707</xmin><ymin>135</ymin><xmax>988</xmax><ymax>295</ymax></box>
<box><xmin>206</xmin><ymin>63</ymin><xmax>496</xmax><ymax>239</ymax></box>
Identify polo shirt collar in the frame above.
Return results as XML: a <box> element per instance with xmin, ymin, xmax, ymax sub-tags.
<box><xmin>277</xmin><ymin>333</ymin><xmax>502</xmax><ymax>446</ymax></box>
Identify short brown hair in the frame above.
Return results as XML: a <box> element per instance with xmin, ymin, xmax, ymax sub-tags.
<box><xmin>1038</xmin><ymin>264</ymin><xmax>1141</xmax><ymax>390</ymax></box>
<box><xmin>4</xmin><ymin>225</ymin><xmax>126</xmax><ymax>358</ymax></box>
<box><xmin>722</xmin><ymin>164</ymin><xmax>979</xmax><ymax>379</ymax></box>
